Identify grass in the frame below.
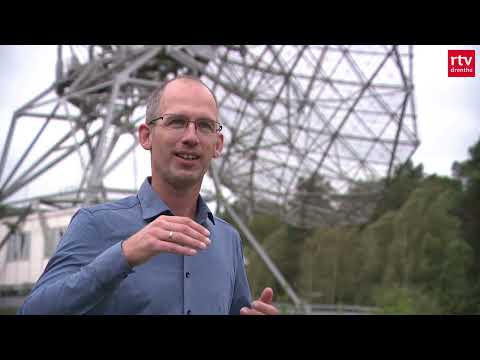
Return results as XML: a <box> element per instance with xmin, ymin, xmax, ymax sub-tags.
<box><xmin>0</xmin><ymin>307</ymin><xmax>18</xmax><ymax>315</ymax></box>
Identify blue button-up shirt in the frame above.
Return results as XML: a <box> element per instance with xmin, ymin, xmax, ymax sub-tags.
<box><xmin>18</xmin><ymin>178</ymin><xmax>252</xmax><ymax>315</ymax></box>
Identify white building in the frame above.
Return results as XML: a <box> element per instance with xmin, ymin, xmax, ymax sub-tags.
<box><xmin>0</xmin><ymin>207</ymin><xmax>78</xmax><ymax>310</ymax></box>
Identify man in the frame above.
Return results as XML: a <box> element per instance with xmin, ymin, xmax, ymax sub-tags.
<box><xmin>18</xmin><ymin>75</ymin><xmax>278</xmax><ymax>315</ymax></box>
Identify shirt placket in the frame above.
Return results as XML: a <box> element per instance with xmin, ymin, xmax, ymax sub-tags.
<box><xmin>183</xmin><ymin>252</ymin><xmax>192</xmax><ymax>315</ymax></box>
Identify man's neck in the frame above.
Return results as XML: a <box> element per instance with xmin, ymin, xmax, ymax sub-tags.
<box><xmin>150</xmin><ymin>176</ymin><xmax>200</xmax><ymax>219</ymax></box>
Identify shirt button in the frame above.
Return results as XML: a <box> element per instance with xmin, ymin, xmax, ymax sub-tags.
<box><xmin>187</xmin><ymin>310</ymin><xmax>192</xmax><ymax>315</ymax></box>
<box><xmin>186</xmin><ymin>272</ymin><xmax>190</xmax><ymax>278</ymax></box>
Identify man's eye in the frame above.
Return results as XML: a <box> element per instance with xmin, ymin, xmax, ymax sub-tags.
<box><xmin>167</xmin><ymin>117</ymin><xmax>187</xmax><ymax>127</ymax></box>
<box><xmin>198</xmin><ymin>120</ymin><xmax>215</xmax><ymax>132</ymax></box>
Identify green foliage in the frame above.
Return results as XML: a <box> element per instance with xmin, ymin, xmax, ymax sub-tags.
<box><xmin>246</xmin><ymin>163</ymin><xmax>478</xmax><ymax>313</ymax></box>
<box><xmin>245</xmin><ymin>225</ymin><xmax>288</xmax><ymax>300</ymax></box>
<box><xmin>372</xmin><ymin>286</ymin><xmax>442</xmax><ymax>314</ymax></box>
<box><xmin>0</xmin><ymin>307</ymin><xmax>18</xmax><ymax>315</ymax></box>
<box><xmin>0</xmin><ymin>203</ymin><xmax>22</xmax><ymax>219</ymax></box>
<box><xmin>298</xmin><ymin>225</ymin><xmax>361</xmax><ymax>304</ymax></box>
<box><xmin>222</xmin><ymin>138</ymin><xmax>480</xmax><ymax>313</ymax></box>
<box><xmin>453</xmin><ymin>138</ymin><xmax>480</xmax><ymax>274</ymax></box>
<box><xmin>244</xmin><ymin>220</ymin><xmax>312</xmax><ymax>301</ymax></box>
<box><xmin>370</xmin><ymin>160</ymin><xmax>424</xmax><ymax>222</ymax></box>
<box><xmin>248</xmin><ymin>212</ymin><xmax>284</xmax><ymax>244</ymax></box>
<box><xmin>292</xmin><ymin>174</ymin><xmax>335</xmax><ymax>228</ymax></box>
<box><xmin>342</xmin><ymin>175</ymin><xmax>470</xmax><ymax>313</ymax></box>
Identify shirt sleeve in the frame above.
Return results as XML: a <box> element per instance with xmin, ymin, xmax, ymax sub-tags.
<box><xmin>229</xmin><ymin>230</ymin><xmax>252</xmax><ymax>315</ymax></box>
<box><xmin>17</xmin><ymin>209</ymin><xmax>134</xmax><ymax>315</ymax></box>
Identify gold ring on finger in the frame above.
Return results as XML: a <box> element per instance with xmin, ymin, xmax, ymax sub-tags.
<box><xmin>168</xmin><ymin>231</ymin><xmax>173</xmax><ymax>241</ymax></box>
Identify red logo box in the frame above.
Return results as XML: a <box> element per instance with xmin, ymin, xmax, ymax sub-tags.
<box><xmin>448</xmin><ymin>50</ymin><xmax>475</xmax><ymax>77</ymax></box>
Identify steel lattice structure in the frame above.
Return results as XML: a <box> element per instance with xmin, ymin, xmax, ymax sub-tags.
<box><xmin>0</xmin><ymin>45</ymin><xmax>419</xmax><ymax>307</ymax></box>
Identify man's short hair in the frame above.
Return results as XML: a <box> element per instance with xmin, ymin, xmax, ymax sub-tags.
<box><xmin>145</xmin><ymin>75</ymin><xmax>218</xmax><ymax>124</ymax></box>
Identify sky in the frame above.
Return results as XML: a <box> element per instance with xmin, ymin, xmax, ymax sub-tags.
<box><xmin>412</xmin><ymin>45</ymin><xmax>480</xmax><ymax>175</ymax></box>
<box><xmin>0</xmin><ymin>45</ymin><xmax>479</xmax><ymax>204</ymax></box>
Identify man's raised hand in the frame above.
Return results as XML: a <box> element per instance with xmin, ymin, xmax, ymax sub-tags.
<box><xmin>122</xmin><ymin>215</ymin><xmax>211</xmax><ymax>267</ymax></box>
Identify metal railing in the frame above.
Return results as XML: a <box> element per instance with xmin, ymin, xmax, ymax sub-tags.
<box><xmin>277</xmin><ymin>302</ymin><xmax>379</xmax><ymax>315</ymax></box>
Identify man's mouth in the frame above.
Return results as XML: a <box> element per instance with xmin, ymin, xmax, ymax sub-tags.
<box><xmin>175</xmin><ymin>152</ymin><xmax>200</xmax><ymax>161</ymax></box>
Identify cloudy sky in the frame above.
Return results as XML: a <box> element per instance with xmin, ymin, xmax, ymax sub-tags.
<box><xmin>412</xmin><ymin>45</ymin><xmax>480</xmax><ymax>174</ymax></box>
<box><xmin>0</xmin><ymin>45</ymin><xmax>479</xmax><ymax>204</ymax></box>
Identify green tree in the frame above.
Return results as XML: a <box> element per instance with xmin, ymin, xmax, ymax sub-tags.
<box><xmin>295</xmin><ymin>173</ymin><xmax>475</xmax><ymax>313</ymax></box>
<box><xmin>372</xmin><ymin>286</ymin><xmax>442</xmax><ymax>314</ymax></box>
<box><xmin>453</xmin><ymin>138</ymin><xmax>480</xmax><ymax>273</ymax></box>
<box><xmin>370</xmin><ymin>160</ymin><xmax>424</xmax><ymax>222</ymax></box>
<box><xmin>244</xmin><ymin>219</ymin><xmax>311</xmax><ymax>302</ymax></box>
<box><xmin>290</xmin><ymin>174</ymin><xmax>335</xmax><ymax>228</ymax></box>
<box><xmin>451</xmin><ymin>137</ymin><xmax>480</xmax><ymax>312</ymax></box>
<box><xmin>367</xmin><ymin>176</ymin><xmax>473</xmax><ymax>313</ymax></box>
<box><xmin>298</xmin><ymin>225</ymin><xmax>361</xmax><ymax>304</ymax></box>
<box><xmin>339</xmin><ymin>178</ymin><xmax>384</xmax><ymax>225</ymax></box>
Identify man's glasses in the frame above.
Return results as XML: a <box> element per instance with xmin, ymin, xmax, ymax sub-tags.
<box><xmin>148</xmin><ymin>114</ymin><xmax>222</xmax><ymax>135</ymax></box>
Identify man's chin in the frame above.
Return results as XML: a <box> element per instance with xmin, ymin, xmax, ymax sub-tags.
<box><xmin>169</xmin><ymin>171</ymin><xmax>203</xmax><ymax>189</ymax></box>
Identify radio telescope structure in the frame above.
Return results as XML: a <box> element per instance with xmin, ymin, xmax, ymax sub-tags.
<box><xmin>0</xmin><ymin>45</ymin><xmax>419</xmax><ymax>307</ymax></box>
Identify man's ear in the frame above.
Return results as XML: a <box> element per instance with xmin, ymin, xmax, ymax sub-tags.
<box><xmin>213</xmin><ymin>133</ymin><xmax>224</xmax><ymax>158</ymax></box>
<box><xmin>138</xmin><ymin>123</ymin><xmax>152</xmax><ymax>150</ymax></box>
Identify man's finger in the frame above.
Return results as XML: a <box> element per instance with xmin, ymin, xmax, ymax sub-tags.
<box><xmin>150</xmin><ymin>228</ymin><xmax>205</xmax><ymax>251</ymax></box>
<box><xmin>240</xmin><ymin>307</ymin><xmax>264</xmax><ymax>315</ymax></box>
<box><xmin>161</xmin><ymin>215</ymin><xmax>210</xmax><ymax>237</ymax></box>
<box><xmin>161</xmin><ymin>222</ymin><xmax>210</xmax><ymax>246</ymax></box>
<box><xmin>259</xmin><ymin>287</ymin><xmax>274</xmax><ymax>304</ymax></box>
<box><xmin>251</xmin><ymin>301</ymin><xmax>279</xmax><ymax>315</ymax></box>
<box><xmin>154</xmin><ymin>240</ymin><xmax>197</xmax><ymax>256</ymax></box>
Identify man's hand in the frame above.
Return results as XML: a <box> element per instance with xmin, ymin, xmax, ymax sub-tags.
<box><xmin>240</xmin><ymin>287</ymin><xmax>279</xmax><ymax>315</ymax></box>
<box><xmin>122</xmin><ymin>215</ymin><xmax>211</xmax><ymax>267</ymax></box>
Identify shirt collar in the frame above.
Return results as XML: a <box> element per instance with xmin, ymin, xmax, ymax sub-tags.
<box><xmin>137</xmin><ymin>177</ymin><xmax>215</xmax><ymax>225</ymax></box>
<box><xmin>196</xmin><ymin>192</ymin><xmax>216</xmax><ymax>225</ymax></box>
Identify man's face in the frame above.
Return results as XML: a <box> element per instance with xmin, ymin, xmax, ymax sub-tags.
<box><xmin>140</xmin><ymin>79</ymin><xmax>223</xmax><ymax>190</ymax></box>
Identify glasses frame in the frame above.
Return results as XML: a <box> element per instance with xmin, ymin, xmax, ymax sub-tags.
<box><xmin>148</xmin><ymin>113</ymin><xmax>223</xmax><ymax>134</ymax></box>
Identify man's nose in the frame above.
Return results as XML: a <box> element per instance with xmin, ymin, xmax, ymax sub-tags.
<box><xmin>180</xmin><ymin>121</ymin><xmax>200</xmax><ymax>145</ymax></box>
